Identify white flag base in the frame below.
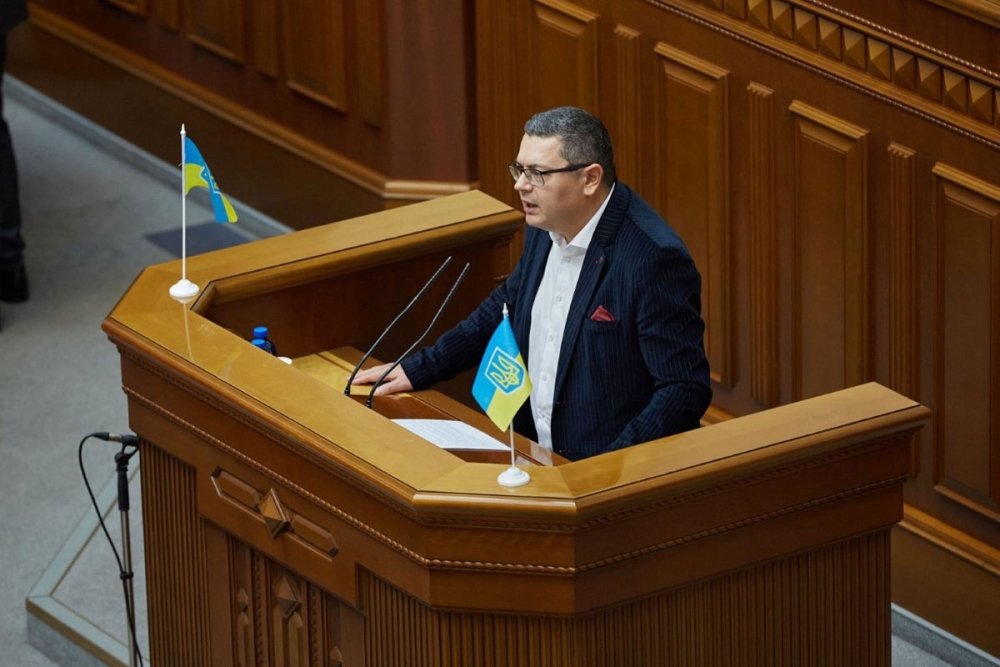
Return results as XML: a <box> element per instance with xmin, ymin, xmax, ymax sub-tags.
<box><xmin>169</xmin><ymin>278</ymin><xmax>200</xmax><ymax>299</ymax></box>
<box><xmin>497</xmin><ymin>466</ymin><xmax>530</xmax><ymax>488</ymax></box>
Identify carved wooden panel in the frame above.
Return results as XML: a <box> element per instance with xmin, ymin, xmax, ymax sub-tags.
<box><xmin>530</xmin><ymin>0</ymin><xmax>599</xmax><ymax>113</ymax></box>
<box><xmin>140</xmin><ymin>443</ymin><xmax>212</xmax><ymax>664</ymax></box>
<box><xmin>249</xmin><ymin>0</ymin><xmax>279</xmax><ymax>77</ymax></box>
<box><xmin>653</xmin><ymin>43</ymin><xmax>732</xmax><ymax>386</ymax></box>
<box><xmin>614</xmin><ymin>24</ymin><xmax>642</xmax><ymax>186</ymax></box>
<box><xmin>933</xmin><ymin>162</ymin><xmax>1000</xmax><ymax>520</ymax></box>
<box><xmin>182</xmin><ymin>0</ymin><xmax>246</xmax><ymax>64</ymax></box>
<box><xmin>888</xmin><ymin>143</ymin><xmax>919</xmax><ymax>401</ymax></box>
<box><xmin>789</xmin><ymin>101</ymin><xmax>870</xmax><ymax>400</ymax></box>
<box><xmin>748</xmin><ymin>82</ymin><xmax>779</xmax><ymax>407</ymax></box>
<box><xmin>283</xmin><ymin>0</ymin><xmax>348</xmax><ymax>111</ymax></box>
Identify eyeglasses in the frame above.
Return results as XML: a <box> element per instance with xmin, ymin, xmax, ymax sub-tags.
<box><xmin>508</xmin><ymin>162</ymin><xmax>590</xmax><ymax>186</ymax></box>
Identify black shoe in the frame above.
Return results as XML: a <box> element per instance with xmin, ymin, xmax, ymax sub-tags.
<box><xmin>0</xmin><ymin>264</ymin><xmax>29</xmax><ymax>302</ymax></box>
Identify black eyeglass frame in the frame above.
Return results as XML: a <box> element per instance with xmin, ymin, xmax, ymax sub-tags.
<box><xmin>507</xmin><ymin>161</ymin><xmax>592</xmax><ymax>186</ymax></box>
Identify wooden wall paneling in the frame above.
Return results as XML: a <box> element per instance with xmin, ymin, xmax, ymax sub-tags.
<box><xmin>788</xmin><ymin>100</ymin><xmax>870</xmax><ymax>400</ymax></box>
<box><xmin>283</xmin><ymin>0</ymin><xmax>348</xmax><ymax>112</ymax></box>
<box><xmin>356</xmin><ymin>0</ymin><xmax>384</xmax><ymax>127</ymax></box>
<box><xmin>101</xmin><ymin>0</ymin><xmax>148</xmax><ymax>18</ymax></box>
<box><xmin>476</xmin><ymin>0</ymin><xmax>525</xmax><ymax>206</ymax></box>
<box><xmin>613</xmin><ymin>24</ymin><xmax>642</xmax><ymax>187</ymax></box>
<box><xmin>653</xmin><ymin>42</ymin><xmax>732</xmax><ymax>386</ymax></box>
<box><xmin>888</xmin><ymin>143</ymin><xmax>919</xmax><ymax>402</ymax></box>
<box><xmin>748</xmin><ymin>82</ymin><xmax>779</xmax><ymax>407</ymax></box>
<box><xmin>249</xmin><ymin>0</ymin><xmax>279</xmax><ymax>78</ymax></box>
<box><xmin>182</xmin><ymin>0</ymin><xmax>247</xmax><ymax>64</ymax></box>
<box><xmin>156</xmin><ymin>0</ymin><xmax>180</xmax><ymax>30</ymax></box>
<box><xmin>529</xmin><ymin>0</ymin><xmax>599</xmax><ymax>113</ymax></box>
<box><xmin>933</xmin><ymin>162</ymin><xmax>1000</xmax><ymax>520</ymax></box>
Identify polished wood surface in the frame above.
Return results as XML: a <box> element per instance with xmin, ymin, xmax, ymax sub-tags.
<box><xmin>105</xmin><ymin>191</ymin><xmax>928</xmax><ymax>665</ymax></box>
<box><xmin>475</xmin><ymin>0</ymin><xmax>1000</xmax><ymax>653</ymax></box>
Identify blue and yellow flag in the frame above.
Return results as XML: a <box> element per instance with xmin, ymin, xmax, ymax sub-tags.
<box><xmin>183</xmin><ymin>136</ymin><xmax>238</xmax><ymax>223</ymax></box>
<box><xmin>472</xmin><ymin>307</ymin><xmax>532</xmax><ymax>432</ymax></box>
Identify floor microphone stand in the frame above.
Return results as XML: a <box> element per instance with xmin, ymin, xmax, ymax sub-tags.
<box><xmin>115</xmin><ymin>447</ymin><xmax>140</xmax><ymax>667</ymax></box>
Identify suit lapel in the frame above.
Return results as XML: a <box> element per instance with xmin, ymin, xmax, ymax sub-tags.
<box><xmin>512</xmin><ymin>228</ymin><xmax>551</xmax><ymax>357</ymax></box>
<box><xmin>553</xmin><ymin>184</ymin><xmax>630</xmax><ymax>401</ymax></box>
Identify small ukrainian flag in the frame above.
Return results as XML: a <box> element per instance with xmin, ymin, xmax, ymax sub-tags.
<box><xmin>472</xmin><ymin>305</ymin><xmax>532</xmax><ymax>432</ymax></box>
<box><xmin>183</xmin><ymin>136</ymin><xmax>238</xmax><ymax>223</ymax></box>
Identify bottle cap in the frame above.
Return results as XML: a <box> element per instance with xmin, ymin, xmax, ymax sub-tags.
<box><xmin>253</xmin><ymin>325</ymin><xmax>269</xmax><ymax>339</ymax></box>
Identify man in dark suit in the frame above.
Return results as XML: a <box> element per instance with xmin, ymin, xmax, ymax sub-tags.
<box><xmin>1</xmin><ymin>0</ymin><xmax>29</xmax><ymax>314</ymax></box>
<box><xmin>355</xmin><ymin>106</ymin><xmax>711</xmax><ymax>460</ymax></box>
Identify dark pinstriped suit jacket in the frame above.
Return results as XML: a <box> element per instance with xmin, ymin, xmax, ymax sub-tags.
<box><xmin>403</xmin><ymin>183</ymin><xmax>711</xmax><ymax>461</ymax></box>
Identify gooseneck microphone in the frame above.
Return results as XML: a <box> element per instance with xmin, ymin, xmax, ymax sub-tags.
<box><xmin>343</xmin><ymin>256</ymin><xmax>453</xmax><ymax>395</ymax></box>
<box><xmin>93</xmin><ymin>431</ymin><xmax>141</xmax><ymax>447</ymax></box>
<box><xmin>366</xmin><ymin>262</ymin><xmax>471</xmax><ymax>408</ymax></box>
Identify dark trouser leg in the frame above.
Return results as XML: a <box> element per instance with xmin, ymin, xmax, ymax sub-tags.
<box><xmin>0</xmin><ymin>33</ymin><xmax>24</xmax><ymax>267</ymax></box>
<box><xmin>0</xmin><ymin>32</ymin><xmax>28</xmax><ymax>302</ymax></box>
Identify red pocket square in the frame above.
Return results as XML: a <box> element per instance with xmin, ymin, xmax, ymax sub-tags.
<box><xmin>590</xmin><ymin>305</ymin><xmax>616</xmax><ymax>322</ymax></box>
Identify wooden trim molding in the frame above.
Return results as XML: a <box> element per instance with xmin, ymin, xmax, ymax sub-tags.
<box><xmin>925</xmin><ymin>0</ymin><xmax>1000</xmax><ymax>27</ymax></box>
<box><xmin>888</xmin><ymin>142</ymin><xmax>918</xmax><ymax>402</ymax></box>
<box><xmin>748</xmin><ymin>82</ymin><xmax>779</xmax><ymax>407</ymax></box>
<box><xmin>898</xmin><ymin>504</ymin><xmax>1000</xmax><ymax>577</ymax></box>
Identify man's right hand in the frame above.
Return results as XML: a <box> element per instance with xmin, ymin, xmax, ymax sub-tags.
<box><xmin>351</xmin><ymin>363</ymin><xmax>414</xmax><ymax>396</ymax></box>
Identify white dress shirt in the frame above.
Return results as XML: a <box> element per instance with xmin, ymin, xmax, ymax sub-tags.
<box><xmin>528</xmin><ymin>187</ymin><xmax>614</xmax><ymax>450</ymax></box>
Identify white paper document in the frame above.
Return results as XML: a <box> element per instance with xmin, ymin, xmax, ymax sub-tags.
<box><xmin>392</xmin><ymin>419</ymin><xmax>508</xmax><ymax>451</ymax></box>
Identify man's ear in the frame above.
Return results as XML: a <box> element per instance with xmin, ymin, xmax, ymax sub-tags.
<box><xmin>582</xmin><ymin>163</ymin><xmax>604</xmax><ymax>195</ymax></box>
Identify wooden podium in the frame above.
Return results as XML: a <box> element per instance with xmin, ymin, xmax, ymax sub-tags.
<box><xmin>103</xmin><ymin>191</ymin><xmax>928</xmax><ymax>666</ymax></box>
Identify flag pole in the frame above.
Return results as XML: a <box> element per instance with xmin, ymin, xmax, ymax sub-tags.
<box><xmin>170</xmin><ymin>124</ymin><xmax>200</xmax><ymax>298</ymax></box>
<box><xmin>497</xmin><ymin>426</ymin><xmax>529</xmax><ymax>487</ymax></box>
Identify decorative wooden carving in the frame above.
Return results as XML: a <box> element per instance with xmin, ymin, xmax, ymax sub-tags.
<box><xmin>654</xmin><ymin>43</ymin><xmax>732</xmax><ymax>385</ymax></box>
<box><xmin>789</xmin><ymin>101</ymin><xmax>870</xmax><ymax>400</ymax></box>
<box><xmin>932</xmin><ymin>162</ymin><xmax>1000</xmax><ymax>521</ymax></box>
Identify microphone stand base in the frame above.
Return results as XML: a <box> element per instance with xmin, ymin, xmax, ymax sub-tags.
<box><xmin>497</xmin><ymin>466</ymin><xmax>530</xmax><ymax>488</ymax></box>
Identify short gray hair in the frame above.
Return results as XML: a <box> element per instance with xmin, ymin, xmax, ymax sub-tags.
<box><xmin>523</xmin><ymin>106</ymin><xmax>616</xmax><ymax>187</ymax></box>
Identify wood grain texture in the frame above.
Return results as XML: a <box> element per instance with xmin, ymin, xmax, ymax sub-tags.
<box><xmin>108</xmin><ymin>193</ymin><xmax>927</xmax><ymax>664</ymax></box>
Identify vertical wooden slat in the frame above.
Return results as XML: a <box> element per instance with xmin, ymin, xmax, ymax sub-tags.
<box><xmin>748</xmin><ymin>82</ymin><xmax>779</xmax><ymax>406</ymax></box>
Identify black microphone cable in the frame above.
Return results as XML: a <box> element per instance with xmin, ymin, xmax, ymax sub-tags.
<box><xmin>344</xmin><ymin>255</ymin><xmax>453</xmax><ymax>394</ymax></box>
<box><xmin>79</xmin><ymin>432</ymin><xmax>145</xmax><ymax>667</ymax></box>
<box><xmin>367</xmin><ymin>262</ymin><xmax>471</xmax><ymax>408</ymax></box>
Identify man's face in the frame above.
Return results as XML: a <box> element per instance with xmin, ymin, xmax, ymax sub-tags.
<box><xmin>513</xmin><ymin>134</ymin><xmax>591</xmax><ymax>240</ymax></box>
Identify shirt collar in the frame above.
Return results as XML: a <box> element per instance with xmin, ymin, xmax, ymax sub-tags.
<box><xmin>550</xmin><ymin>184</ymin><xmax>616</xmax><ymax>250</ymax></box>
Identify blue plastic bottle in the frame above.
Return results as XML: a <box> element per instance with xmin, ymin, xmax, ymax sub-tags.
<box><xmin>252</xmin><ymin>326</ymin><xmax>277</xmax><ymax>355</ymax></box>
